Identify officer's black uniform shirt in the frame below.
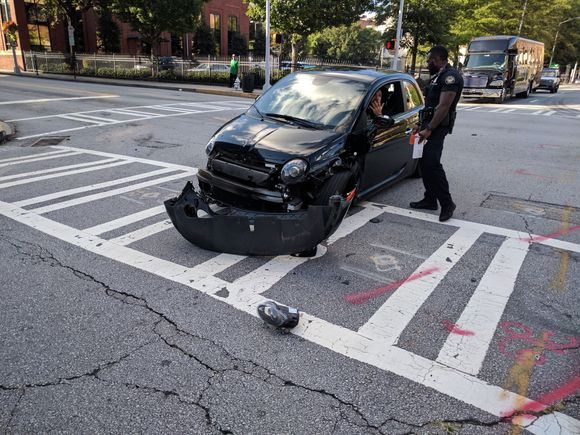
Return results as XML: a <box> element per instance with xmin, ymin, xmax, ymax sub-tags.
<box><xmin>425</xmin><ymin>63</ymin><xmax>464</xmax><ymax>112</ymax></box>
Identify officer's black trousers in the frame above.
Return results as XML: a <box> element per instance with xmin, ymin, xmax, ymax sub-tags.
<box><xmin>419</xmin><ymin>127</ymin><xmax>453</xmax><ymax>208</ymax></box>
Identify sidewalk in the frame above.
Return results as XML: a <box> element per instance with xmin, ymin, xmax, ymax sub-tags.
<box><xmin>0</xmin><ymin>70</ymin><xmax>263</xmax><ymax>99</ymax></box>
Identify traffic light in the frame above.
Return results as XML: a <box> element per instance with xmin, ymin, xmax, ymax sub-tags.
<box><xmin>385</xmin><ymin>39</ymin><xmax>396</xmax><ymax>50</ymax></box>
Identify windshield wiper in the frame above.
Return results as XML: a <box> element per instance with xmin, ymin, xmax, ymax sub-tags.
<box><xmin>252</xmin><ymin>105</ymin><xmax>264</xmax><ymax>119</ymax></box>
<box><xmin>265</xmin><ymin>113</ymin><xmax>325</xmax><ymax>129</ymax></box>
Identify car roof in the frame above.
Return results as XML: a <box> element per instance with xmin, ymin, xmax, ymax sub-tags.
<box><xmin>295</xmin><ymin>69</ymin><xmax>413</xmax><ymax>84</ymax></box>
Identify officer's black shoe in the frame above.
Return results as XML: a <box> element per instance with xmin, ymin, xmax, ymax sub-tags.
<box><xmin>410</xmin><ymin>199</ymin><xmax>438</xmax><ymax>210</ymax></box>
<box><xmin>439</xmin><ymin>202</ymin><xmax>456</xmax><ymax>222</ymax></box>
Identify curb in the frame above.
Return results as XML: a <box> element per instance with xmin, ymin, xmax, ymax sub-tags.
<box><xmin>0</xmin><ymin>71</ymin><xmax>261</xmax><ymax>99</ymax></box>
<box><xmin>0</xmin><ymin>121</ymin><xmax>14</xmax><ymax>144</ymax></box>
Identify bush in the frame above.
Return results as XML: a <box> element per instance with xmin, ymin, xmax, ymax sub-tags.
<box><xmin>184</xmin><ymin>71</ymin><xmax>229</xmax><ymax>85</ymax></box>
<box><xmin>95</xmin><ymin>67</ymin><xmax>151</xmax><ymax>79</ymax></box>
<box><xmin>157</xmin><ymin>69</ymin><xmax>177</xmax><ymax>80</ymax></box>
<box><xmin>39</xmin><ymin>62</ymin><xmax>71</xmax><ymax>74</ymax></box>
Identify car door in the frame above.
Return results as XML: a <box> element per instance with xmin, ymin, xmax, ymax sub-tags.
<box><xmin>360</xmin><ymin>80</ymin><xmax>418</xmax><ymax>191</ymax></box>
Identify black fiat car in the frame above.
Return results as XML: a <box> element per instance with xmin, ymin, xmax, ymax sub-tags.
<box><xmin>165</xmin><ymin>70</ymin><xmax>424</xmax><ymax>256</ymax></box>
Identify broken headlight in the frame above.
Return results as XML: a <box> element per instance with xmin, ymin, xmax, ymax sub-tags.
<box><xmin>281</xmin><ymin>159</ymin><xmax>308</xmax><ymax>184</ymax></box>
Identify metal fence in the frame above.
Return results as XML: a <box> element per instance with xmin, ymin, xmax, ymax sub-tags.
<box><xmin>22</xmin><ymin>51</ymin><xmax>383</xmax><ymax>88</ymax></box>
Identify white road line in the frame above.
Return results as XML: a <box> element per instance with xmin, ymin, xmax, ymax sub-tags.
<box><xmin>526</xmin><ymin>412</ymin><xmax>580</xmax><ymax>435</ymax></box>
<box><xmin>436</xmin><ymin>237</ymin><xmax>530</xmax><ymax>375</ymax></box>
<box><xmin>326</xmin><ymin>207</ymin><xmax>385</xmax><ymax>245</ymax></box>
<box><xmin>531</xmin><ymin>110</ymin><xmax>545</xmax><ymax>115</ymax></box>
<box><xmin>84</xmin><ymin>205</ymin><xmax>166</xmax><ymax>235</ymax></box>
<box><xmin>502</xmin><ymin>108</ymin><xmax>516</xmax><ymax>113</ymax></box>
<box><xmin>0</xmin><ymin>200</ymin><xmax>577</xmax><ymax>434</ymax></box>
<box><xmin>58</xmin><ymin>114</ymin><xmax>107</xmax><ymax>125</ymax></box>
<box><xmin>357</xmin><ymin>227</ymin><xmax>483</xmax><ymax>345</ymax></box>
<box><xmin>464</xmin><ymin>106</ymin><xmax>480</xmax><ymax>111</ymax></box>
<box><xmin>147</xmin><ymin>106</ymin><xmax>199</xmax><ymax>113</ymax></box>
<box><xmin>0</xmin><ymin>160</ymin><xmax>131</xmax><ymax>189</ymax></box>
<box><xmin>15</xmin><ymin>167</ymin><xmax>178</xmax><ymax>207</ymax></box>
<box><xmin>364</xmin><ymin>202</ymin><xmax>580</xmax><ymax>254</ymax></box>
<box><xmin>110</xmin><ymin>219</ymin><xmax>173</xmax><ymax>246</ymax></box>
<box><xmin>30</xmin><ymin>171</ymin><xmax>195</xmax><ymax>214</ymax></box>
<box><xmin>544</xmin><ymin>110</ymin><xmax>556</xmax><ymax>116</ymax></box>
<box><xmin>0</xmin><ymin>95</ymin><xmax>118</xmax><ymax>106</ymax></box>
<box><xmin>529</xmin><ymin>99</ymin><xmax>538</xmax><ymax>103</ymax></box>
<box><xmin>0</xmin><ymin>158</ymin><xmax>119</xmax><ymax>182</ymax></box>
<box><xmin>15</xmin><ymin>108</ymin><xmax>226</xmax><ymax>141</ymax></box>
<box><xmin>0</xmin><ymin>149</ymin><xmax>71</xmax><ymax>164</ymax></box>
<box><xmin>50</xmin><ymin>145</ymin><xmax>195</xmax><ymax>172</ymax></box>
<box><xmin>107</xmin><ymin>108</ymin><xmax>161</xmax><ymax>117</ymax></box>
<box><xmin>0</xmin><ymin>151</ymin><xmax>83</xmax><ymax>168</ymax></box>
<box><xmin>66</xmin><ymin>113</ymin><xmax>119</xmax><ymax>124</ymax></box>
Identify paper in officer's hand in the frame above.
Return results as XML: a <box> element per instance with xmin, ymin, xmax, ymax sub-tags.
<box><xmin>412</xmin><ymin>134</ymin><xmax>426</xmax><ymax>159</ymax></box>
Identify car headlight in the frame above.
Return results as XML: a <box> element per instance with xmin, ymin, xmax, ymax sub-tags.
<box><xmin>205</xmin><ymin>137</ymin><xmax>216</xmax><ymax>155</ymax></box>
<box><xmin>489</xmin><ymin>79</ymin><xmax>504</xmax><ymax>87</ymax></box>
<box><xmin>281</xmin><ymin>159</ymin><xmax>308</xmax><ymax>184</ymax></box>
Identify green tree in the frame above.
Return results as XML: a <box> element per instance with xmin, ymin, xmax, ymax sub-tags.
<box><xmin>110</xmin><ymin>0</ymin><xmax>206</xmax><ymax>60</ymax></box>
<box><xmin>193</xmin><ymin>21</ymin><xmax>216</xmax><ymax>57</ymax></box>
<box><xmin>307</xmin><ymin>24</ymin><xmax>382</xmax><ymax>65</ymax></box>
<box><xmin>246</xmin><ymin>0</ymin><xmax>375</xmax><ymax>69</ymax></box>
<box><xmin>230</xmin><ymin>32</ymin><xmax>248</xmax><ymax>56</ymax></box>
<box><xmin>250</xmin><ymin>27</ymin><xmax>266</xmax><ymax>56</ymax></box>
<box><xmin>96</xmin><ymin>1</ymin><xmax>120</xmax><ymax>53</ymax></box>
<box><xmin>375</xmin><ymin>0</ymin><xmax>459</xmax><ymax>71</ymax></box>
<box><xmin>42</xmin><ymin>0</ymin><xmax>96</xmax><ymax>53</ymax></box>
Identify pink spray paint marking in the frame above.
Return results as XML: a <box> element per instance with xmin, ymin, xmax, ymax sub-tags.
<box><xmin>497</xmin><ymin>321</ymin><xmax>578</xmax><ymax>366</ymax></box>
<box><xmin>441</xmin><ymin>319</ymin><xmax>475</xmax><ymax>336</ymax></box>
<box><xmin>520</xmin><ymin>224</ymin><xmax>580</xmax><ymax>243</ymax></box>
<box><xmin>514</xmin><ymin>168</ymin><xmax>558</xmax><ymax>180</ymax></box>
<box><xmin>344</xmin><ymin>266</ymin><xmax>440</xmax><ymax>305</ymax></box>
<box><xmin>501</xmin><ymin>375</ymin><xmax>580</xmax><ymax>418</ymax></box>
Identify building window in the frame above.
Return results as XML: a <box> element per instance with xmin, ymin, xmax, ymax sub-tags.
<box><xmin>1</xmin><ymin>0</ymin><xmax>11</xmax><ymax>22</ymax></box>
<box><xmin>228</xmin><ymin>16</ymin><xmax>238</xmax><ymax>54</ymax></box>
<box><xmin>209</xmin><ymin>13</ymin><xmax>221</xmax><ymax>55</ymax></box>
<box><xmin>25</xmin><ymin>0</ymin><xmax>51</xmax><ymax>51</ymax></box>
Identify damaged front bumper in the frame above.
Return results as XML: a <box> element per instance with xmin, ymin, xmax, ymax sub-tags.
<box><xmin>164</xmin><ymin>181</ymin><xmax>351</xmax><ymax>256</ymax></box>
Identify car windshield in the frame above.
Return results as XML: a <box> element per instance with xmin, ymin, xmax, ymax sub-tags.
<box><xmin>542</xmin><ymin>70</ymin><xmax>558</xmax><ymax>77</ymax></box>
<box><xmin>465</xmin><ymin>53</ymin><xmax>506</xmax><ymax>69</ymax></box>
<box><xmin>253</xmin><ymin>73</ymin><xmax>368</xmax><ymax>130</ymax></box>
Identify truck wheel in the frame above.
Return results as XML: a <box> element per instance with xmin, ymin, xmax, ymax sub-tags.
<box><xmin>495</xmin><ymin>90</ymin><xmax>506</xmax><ymax>104</ymax></box>
<box><xmin>517</xmin><ymin>83</ymin><xmax>531</xmax><ymax>98</ymax></box>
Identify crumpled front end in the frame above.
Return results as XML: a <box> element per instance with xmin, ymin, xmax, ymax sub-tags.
<box><xmin>164</xmin><ymin>181</ymin><xmax>351</xmax><ymax>256</ymax></box>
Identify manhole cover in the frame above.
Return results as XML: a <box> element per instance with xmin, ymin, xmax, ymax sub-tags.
<box><xmin>30</xmin><ymin>136</ymin><xmax>68</xmax><ymax>147</ymax></box>
<box><xmin>481</xmin><ymin>193</ymin><xmax>580</xmax><ymax>224</ymax></box>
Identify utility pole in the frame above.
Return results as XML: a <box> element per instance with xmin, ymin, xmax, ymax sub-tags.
<box><xmin>549</xmin><ymin>17</ymin><xmax>580</xmax><ymax>67</ymax></box>
<box><xmin>518</xmin><ymin>0</ymin><xmax>528</xmax><ymax>35</ymax></box>
<box><xmin>392</xmin><ymin>0</ymin><xmax>404</xmax><ymax>71</ymax></box>
<box><xmin>263</xmin><ymin>0</ymin><xmax>271</xmax><ymax>91</ymax></box>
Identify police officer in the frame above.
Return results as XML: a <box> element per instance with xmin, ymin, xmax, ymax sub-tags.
<box><xmin>411</xmin><ymin>45</ymin><xmax>463</xmax><ymax>222</ymax></box>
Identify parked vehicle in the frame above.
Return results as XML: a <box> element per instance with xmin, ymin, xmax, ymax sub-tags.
<box><xmin>188</xmin><ymin>63</ymin><xmax>230</xmax><ymax>73</ymax></box>
<box><xmin>157</xmin><ymin>56</ymin><xmax>177</xmax><ymax>71</ymax></box>
<box><xmin>165</xmin><ymin>70</ymin><xmax>424</xmax><ymax>256</ymax></box>
<box><xmin>279</xmin><ymin>61</ymin><xmax>317</xmax><ymax>71</ymax></box>
<box><xmin>461</xmin><ymin>35</ymin><xmax>544</xmax><ymax>103</ymax></box>
<box><xmin>536</xmin><ymin>68</ymin><xmax>560</xmax><ymax>93</ymax></box>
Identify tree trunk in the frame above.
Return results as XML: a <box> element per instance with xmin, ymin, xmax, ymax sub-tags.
<box><xmin>291</xmin><ymin>40</ymin><xmax>298</xmax><ymax>73</ymax></box>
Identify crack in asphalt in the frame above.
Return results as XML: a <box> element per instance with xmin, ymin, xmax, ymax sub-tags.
<box><xmin>3</xmin><ymin>388</ymin><xmax>25</xmax><ymax>433</ymax></box>
<box><xmin>520</xmin><ymin>215</ymin><xmax>534</xmax><ymax>240</ymax></box>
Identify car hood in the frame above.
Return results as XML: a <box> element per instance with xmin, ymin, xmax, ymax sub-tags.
<box><xmin>462</xmin><ymin>68</ymin><xmax>503</xmax><ymax>77</ymax></box>
<box><xmin>212</xmin><ymin>114</ymin><xmax>342</xmax><ymax>164</ymax></box>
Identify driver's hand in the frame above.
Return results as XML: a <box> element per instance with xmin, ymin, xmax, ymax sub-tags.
<box><xmin>370</xmin><ymin>99</ymin><xmax>384</xmax><ymax>117</ymax></box>
<box><xmin>412</xmin><ymin>123</ymin><xmax>420</xmax><ymax>134</ymax></box>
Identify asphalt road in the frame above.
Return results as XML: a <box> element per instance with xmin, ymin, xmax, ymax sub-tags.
<box><xmin>0</xmin><ymin>74</ymin><xmax>579</xmax><ymax>435</ymax></box>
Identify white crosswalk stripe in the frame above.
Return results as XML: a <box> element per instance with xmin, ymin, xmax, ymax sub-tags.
<box><xmin>0</xmin><ymin>145</ymin><xmax>578</xmax><ymax>435</ymax></box>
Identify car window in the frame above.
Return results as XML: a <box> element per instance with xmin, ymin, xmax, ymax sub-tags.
<box><xmin>382</xmin><ymin>81</ymin><xmax>405</xmax><ymax>117</ymax></box>
<box><xmin>253</xmin><ymin>73</ymin><xmax>369</xmax><ymax>130</ymax></box>
<box><xmin>403</xmin><ymin>81</ymin><xmax>423</xmax><ymax>110</ymax></box>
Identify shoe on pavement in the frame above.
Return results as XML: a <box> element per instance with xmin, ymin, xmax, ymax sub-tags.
<box><xmin>410</xmin><ymin>199</ymin><xmax>438</xmax><ymax>210</ymax></box>
<box><xmin>439</xmin><ymin>203</ymin><xmax>456</xmax><ymax>222</ymax></box>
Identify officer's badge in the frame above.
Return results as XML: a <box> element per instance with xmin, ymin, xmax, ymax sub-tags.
<box><xmin>445</xmin><ymin>75</ymin><xmax>456</xmax><ymax>85</ymax></box>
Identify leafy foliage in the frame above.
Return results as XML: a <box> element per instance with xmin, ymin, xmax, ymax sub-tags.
<box><xmin>194</xmin><ymin>21</ymin><xmax>216</xmax><ymax>56</ymax></box>
<box><xmin>307</xmin><ymin>24</ymin><xmax>382</xmax><ymax>64</ymax></box>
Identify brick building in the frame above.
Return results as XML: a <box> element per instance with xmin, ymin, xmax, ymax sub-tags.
<box><xmin>1</xmin><ymin>0</ymin><xmax>250</xmax><ymax>70</ymax></box>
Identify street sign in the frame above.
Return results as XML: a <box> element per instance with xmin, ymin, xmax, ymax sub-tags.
<box><xmin>68</xmin><ymin>25</ymin><xmax>75</xmax><ymax>47</ymax></box>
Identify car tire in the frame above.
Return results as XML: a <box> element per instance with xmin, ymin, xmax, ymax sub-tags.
<box><xmin>312</xmin><ymin>171</ymin><xmax>353</xmax><ymax>206</ymax></box>
<box><xmin>516</xmin><ymin>82</ymin><xmax>531</xmax><ymax>98</ymax></box>
<box><xmin>550</xmin><ymin>87</ymin><xmax>555</xmax><ymax>93</ymax></box>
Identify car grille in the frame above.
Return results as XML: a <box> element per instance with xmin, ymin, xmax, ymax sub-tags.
<box><xmin>540</xmin><ymin>79</ymin><xmax>552</xmax><ymax>86</ymax></box>
<box><xmin>462</xmin><ymin>74</ymin><xmax>488</xmax><ymax>88</ymax></box>
<box><xmin>211</xmin><ymin>158</ymin><xmax>271</xmax><ymax>185</ymax></box>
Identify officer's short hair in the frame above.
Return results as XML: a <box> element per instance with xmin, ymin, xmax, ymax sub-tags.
<box><xmin>429</xmin><ymin>45</ymin><xmax>448</xmax><ymax>61</ymax></box>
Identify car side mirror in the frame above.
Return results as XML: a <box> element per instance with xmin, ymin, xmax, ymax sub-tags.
<box><xmin>373</xmin><ymin>115</ymin><xmax>394</xmax><ymax>129</ymax></box>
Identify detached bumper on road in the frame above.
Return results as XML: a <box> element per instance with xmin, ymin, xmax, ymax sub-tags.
<box><xmin>164</xmin><ymin>181</ymin><xmax>350</xmax><ymax>256</ymax></box>
<box><xmin>462</xmin><ymin>88</ymin><xmax>503</xmax><ymax>99</ymax></box>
